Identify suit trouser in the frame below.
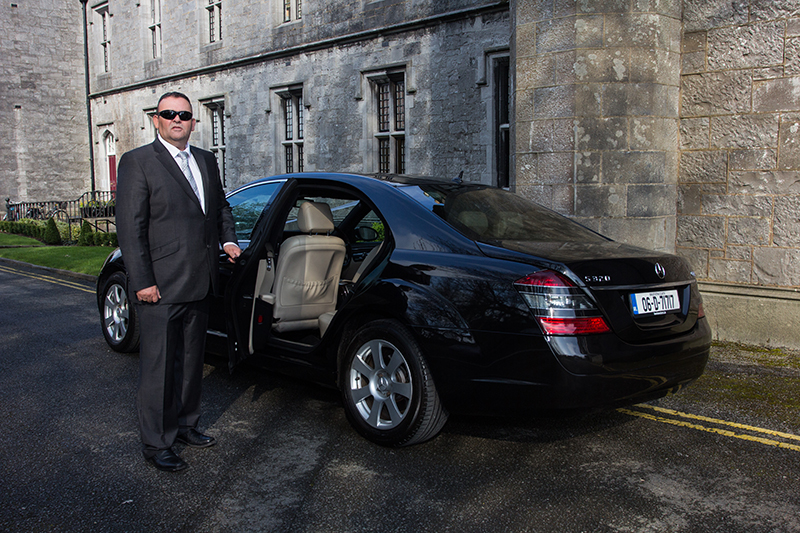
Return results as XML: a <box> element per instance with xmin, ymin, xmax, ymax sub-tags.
<box><xmin>135</xmin><ymin>296</ymin><xmax>210</xmax><ymax>458</ymax></box>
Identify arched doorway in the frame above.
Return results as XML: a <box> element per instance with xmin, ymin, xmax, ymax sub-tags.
<box><xmin>102</xmin><ymin>130</ymin><xmax>117</xmax><ymax>191</ymax></box>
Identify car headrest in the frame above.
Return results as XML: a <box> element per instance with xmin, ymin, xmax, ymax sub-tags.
<box><xmin>298</xmin><ymin>201</ymin><xmax>335</xmax><ymax>234</ymax></box>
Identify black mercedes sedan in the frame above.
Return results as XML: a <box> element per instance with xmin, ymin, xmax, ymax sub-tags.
<box><xmin>97</xmin><ymin>173</ymin><xmax>711</xmax><ymax>447</ymax></box>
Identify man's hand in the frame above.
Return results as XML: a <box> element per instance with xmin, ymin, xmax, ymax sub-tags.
<box><xmin>224</xmin><ymin>243</ymin><xmax>242</xmax><ymax>263</ymax></box>
<box><xmin>136</xmin><ymin>285</ymin><xmax>161</xmax><ymax>303</ymax></box>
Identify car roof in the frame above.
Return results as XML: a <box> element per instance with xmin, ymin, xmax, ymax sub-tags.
<box><xmin>235</xmin><ymin>172</ymin><xmax>474</xmax><ymax>190</ymax></box>
<box><xmin>231</xmin><ymin>172</ymin><xmax>485</xmax><ymax>255</ymax></box>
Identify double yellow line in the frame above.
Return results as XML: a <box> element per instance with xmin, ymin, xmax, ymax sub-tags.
<box><xmin>0</xmin><ymin>264</ymin><xmax>95</xmax><ymax>294</ymax></box>
<box><xmin>620</xmin><ymin>404</ymin><xmax>800</xmax><ymax>453</ymax></box>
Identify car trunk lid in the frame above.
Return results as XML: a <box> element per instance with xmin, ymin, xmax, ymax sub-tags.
<box><xmin>477</xmin><ymin>241</ymin><xmax>704</xmax><ymax>343</ymax></box>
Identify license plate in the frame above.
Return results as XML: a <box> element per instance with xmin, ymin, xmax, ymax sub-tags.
<box><xmin>630</xmin><ymin>289</ymin><xmax>680</xmax><ymax>316</ymax></box>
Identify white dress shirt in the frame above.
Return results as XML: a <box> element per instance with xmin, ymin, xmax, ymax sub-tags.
<box><xmin>157</xmin><ymin>135</ymin><xmax>206</xmax><ymax>213</ymax></box>
<box><xmin>156</xmin><ymin>135</ymin><xmax>237</xmax><ymax>251</ymax></box>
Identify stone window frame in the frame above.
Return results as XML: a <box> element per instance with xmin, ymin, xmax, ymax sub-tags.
<box><xmin>148</xmin><ymin>0</ymin><xmax>162</xmax><ymax>59</ymax></box>
<box><xmin>364</xmin><ymin>68</ymin><xmax>407</xmax><ymax>174</ymax></box>
<box><xmin>143</xmin><ymin>107</ymin><xmax>158</xmax><ymax>140</ymax></box>
<box><xmin>200</xmin><ymin>96</ymin><xmax>228</xmax><ymax>188</ymax></box>
<box><xmin>492</xmin><ymin>54</ymin><xmax>510</xmax><ymax>189</ymax></box>
<box><xmin>274</xmin><ymin>85</ymin><xmax>305</xmax><ymax>173</ymax></box>
<box><xmin>478</xmin><ymin>48</ymin><xmax>512</xmax><ymax>189</ymax></box>
<box><xmin>206</xmin><ymin>0</ymin><xmax>222</xmax><ymax>44</ymax></box>
<box><xmin>282</xmin><ymin>0</ymin><xmax>302</xmax><ymax>24</ymax></box>
<box><xmin>93</xmin><ymin>2</ymin><xmax>112</xmax><ymax>73</ymax></box>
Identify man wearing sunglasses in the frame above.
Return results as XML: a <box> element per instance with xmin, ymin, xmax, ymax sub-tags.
<box><xmin>116</xmin><ymin>91</ymin><xmax>241</xmax><ymax>472</ymax></box>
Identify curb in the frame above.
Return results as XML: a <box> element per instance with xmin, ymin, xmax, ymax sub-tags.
<box><xmin>0</xmin><ymin>256</ymin><xmax>98</xmax><ymax>284</ymax></box>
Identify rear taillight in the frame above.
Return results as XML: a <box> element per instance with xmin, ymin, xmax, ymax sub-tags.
<box><xmin>514</xmin><ymin>270</ymin><xmax>611</xmax><ymax>335</ymax></box>
<box><xmin>698</xmin><ymin>301</ymin><xmax>705</xmax><ymax>318</ymax></box>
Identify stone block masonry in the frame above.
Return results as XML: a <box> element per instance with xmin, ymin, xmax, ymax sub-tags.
<box><xmin>513</xmin><ymin>0</ymin><xmax>681</xmax><ymax>252</ymax></box>
<box><xmin>679</xmin><ymin>1</ymin><xmax>800</xmax><ymax>290</ymax></box>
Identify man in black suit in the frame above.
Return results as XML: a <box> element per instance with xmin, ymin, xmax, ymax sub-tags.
<box><xmin>116</xmin><ymin>91</ymin><xmax>241</xmax><ymax>472</ymax></box>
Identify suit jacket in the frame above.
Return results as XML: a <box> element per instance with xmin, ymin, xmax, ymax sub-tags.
<box><xmin>116</xmin><ymin>139</ymin><xmax>237</xmax><ymax>304</ymax></box>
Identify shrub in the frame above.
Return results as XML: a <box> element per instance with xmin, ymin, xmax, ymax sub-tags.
<box><xmin>43</xmin><ymin>218</ymin><xmax>62</xmax><ymax>245</ymax></box>
<box><xmin>78</xmin><ymin>220</ymin><xmax>94</xmax><ymax>246</ymax></box>
<box><xmin>93</xmin><ymin>232</ymin><xmax>111</xmax><ymax>246</ymax></box>
<box><xmin>56</xmin><ymin>220</ymin><xmax>75</xmax><ymax>243</ymax></box>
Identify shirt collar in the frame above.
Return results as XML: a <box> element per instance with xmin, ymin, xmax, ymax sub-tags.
<box><xmin>157</xmin><ymin>134</ymin><xmax>192</xmax><ymax>158</ymax></box>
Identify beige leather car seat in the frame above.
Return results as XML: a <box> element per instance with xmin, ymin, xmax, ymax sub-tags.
<box><xmin>265</xmin><ymin>201</ymin><xmax>346</xmax><ymax>334</ymax></box>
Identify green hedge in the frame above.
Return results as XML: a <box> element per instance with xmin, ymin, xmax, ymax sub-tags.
<box><xmin>0</xmin><ymin>218</ymin><xmax>117</xmax><ymax>246</ymax></box>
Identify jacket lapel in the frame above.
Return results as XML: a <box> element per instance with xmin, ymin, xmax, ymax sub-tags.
<box><xmin>152</xmin><ymin>140</ymin><xmax>204</xmax><ymax>211</ymax></box>
<box><xmin>191</xmin><ymin>147</ymin><xmax>211</xmax><ymax>210</ymax></box>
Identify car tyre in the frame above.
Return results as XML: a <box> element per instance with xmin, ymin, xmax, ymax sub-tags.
<box><xmin>340</xmin><ymin>319</ymin><xmax>448</xmax><ymax>447</ymax></box>
<box><xmin>101</xmin><ymin>271</ymin><xmax>140</xmax><ymax>353</ymax></box>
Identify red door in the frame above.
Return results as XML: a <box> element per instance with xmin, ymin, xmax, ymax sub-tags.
<box><xmin>109</xmin><ymin>155</ymin><xmax>117</xmax><ymax>191</ymax></box>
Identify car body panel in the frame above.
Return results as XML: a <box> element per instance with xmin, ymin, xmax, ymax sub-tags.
<box><xmin>97</xmin><ymin>172</ymin><xmax>711</xmax><ymax>424</ymax></box>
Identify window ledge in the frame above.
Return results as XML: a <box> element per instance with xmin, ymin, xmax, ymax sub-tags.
<box><xmin>201</xmin><ymin>41</ymin><xmax>224</xmax><ymax>53</ymax></box>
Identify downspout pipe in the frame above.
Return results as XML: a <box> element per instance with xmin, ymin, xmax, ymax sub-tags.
<box><xmin>80</xmin><ymin>0</ymin><xmax>96</xmax><ymax>194</ymax></box>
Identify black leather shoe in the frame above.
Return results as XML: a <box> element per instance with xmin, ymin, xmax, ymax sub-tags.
<box><xmin>145</xmin><ymin>448</ymin><xmax>188</xmax><ymax>472</ymax></box>
<box><xmin>176</xmin><ymin>429</ymin><xmax>217</xmax><ymax>448</ymax></box>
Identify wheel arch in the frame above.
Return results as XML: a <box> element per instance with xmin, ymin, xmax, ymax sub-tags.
<box><xmin>330</xmin><ymin>278</ymin><xmax>472</xmax><ymax>389</ymax></box>
<box><xmin>96</xmin><ymin>249</ymin><xmax>127</xmax><ymax>313</ymax></box>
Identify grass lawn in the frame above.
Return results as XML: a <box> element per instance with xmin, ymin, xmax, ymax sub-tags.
<box><xmin>0</xmin><ymin>233</ymin><xmax>44</xmax><ymax>246</ymax></box>
<box><xmin>0</xmin><ymin>239</ymin><xmax>112</xmax><ymax>276</ymax></box>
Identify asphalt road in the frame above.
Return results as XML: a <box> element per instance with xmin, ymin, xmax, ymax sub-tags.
<box><xmin>1</xmin><ymin>260</ymin><xmax>799</xmax><ymax>533</ymax></box>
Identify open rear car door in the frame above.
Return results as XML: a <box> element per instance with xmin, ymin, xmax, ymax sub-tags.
<box><xmin>224</xmin><ymin>179</ymin><xmax>298</xmax><ymax>371</ymax></box>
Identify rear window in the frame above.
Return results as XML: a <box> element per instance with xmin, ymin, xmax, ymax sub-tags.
<box><xmin>399</xmin><ymin>184</ymin><xmax>607</xmax><ymax>244</ymax></box>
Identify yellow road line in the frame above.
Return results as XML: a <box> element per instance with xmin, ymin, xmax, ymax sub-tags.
<box><xmin>619</xmin><ymin>406</ymin><xmax>800</xmax><ymax>453</ymax></box>
<box><xmin>637</xmin><ymin>404</ymin><xmax>800</xmax><ymax>442</ymax></box>
<box><xmin>0</xmin><ymin>264</ymin><xmax>95</xmax><ymax>294</ymax></box>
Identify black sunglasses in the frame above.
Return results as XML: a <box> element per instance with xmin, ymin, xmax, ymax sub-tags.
<box><xmin>157</xmin><ymin>109</ymin><xmax>193</xmax><ymax>121</ymax></box>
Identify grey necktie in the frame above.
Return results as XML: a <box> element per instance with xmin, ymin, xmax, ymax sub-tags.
<box><xmin>176</xmin><ymin>151</ymin><xmax>202</xmax><ymax>203</ymax></box>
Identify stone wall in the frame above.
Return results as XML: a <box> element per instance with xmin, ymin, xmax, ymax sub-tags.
<box><xmin>678</xmin><ymin>0</ymin><xmax>800</xmax><ymax>289</ymax></box>
<box><xmin>90</xmin><ymin>3</ymin><xmax>510</xmax><ymax>192</ymax></box>
<box><xmin>91</xmin><ymin>0</ymin><xmax>504</xmax><ymax>91</ymax></box>
<box><xmin>0</xmin><ymin>0</ymin><xmax>90</xmax><ymax>208</ymax></box>
<box><xmin>512</xmin><ymin>0</ymin><xmax>682</xmax><ymax>253</ymax></box>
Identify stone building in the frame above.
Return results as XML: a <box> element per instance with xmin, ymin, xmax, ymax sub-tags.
<box><xmin>2</xmin><ymin>0</ymin><xmax>799</xmax><ymax>347</ymax></box>
<box><xmin>0</xmin><ymin>0</ymin><xmax>90</xmax><ymax>203</ymax></box>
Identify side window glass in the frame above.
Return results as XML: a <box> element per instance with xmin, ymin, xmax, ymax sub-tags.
<box><xmin>228</xmin><ymin>182</ymin><xmax>282</xmax><ymax>242</ymax></box>
<box><xmin>284</xmin><ymin>197</ymin><xmax>358</xmax><ymax>232</ymax></box>
<box><xmin>356</xmin><ymin>210</ymin><xmax>384</xmax><ymax>243</ymax></box>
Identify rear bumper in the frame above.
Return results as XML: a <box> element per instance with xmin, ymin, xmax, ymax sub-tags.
<box><xmin>430</xmin><ymin>318</ymin><xmax>711</xmax><ymax>415</ymax></box>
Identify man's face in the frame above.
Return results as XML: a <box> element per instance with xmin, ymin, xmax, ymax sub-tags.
<box><xmin>153</xmin><ymin>96</ymin><xmax>195</xmax><ymax>150</ymax></box>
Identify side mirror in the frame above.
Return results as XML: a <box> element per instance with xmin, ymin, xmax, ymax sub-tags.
<box><xmin>355</xmin><ymin>226</ymin><xmax>379</xmax><ymax>242</ymax></box>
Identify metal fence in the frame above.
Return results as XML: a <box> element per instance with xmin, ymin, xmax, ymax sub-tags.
<box><xmin>3</xmin><ymin>191</ymin><xmax>116</xmax><ymax>235</ymax></box>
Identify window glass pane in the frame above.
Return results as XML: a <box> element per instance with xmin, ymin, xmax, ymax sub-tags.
<box><xmin>378</xmin><ymin>83</ymin><xmax>390</xmax><ymax>133</ymax></box>
<box><xmin>394</xmin><ymin>79</ymin><xmax>405</xmax><ymax>131</ymax></box>
<box><xmin>297</xmin><ymin>96</ymin><xmax>304</xmax><ymax>140</ymax></box>
<box><xmin>378</xmin><ymin>138</ymin><xmax>390</xmax><ymax>173</ymax></box>
<box><xmin>401</xmin><ymin>185</ymin><xmax>607</xmax><ymax>243</ymax></box>
<box><xmin>395</xmin><ymin>137</ymin><xmax>405</xmax><ymax>174</ymax></box>
<box><xmin>212</xmin><ymin>108</ymin><xmax>221</xmax><ymax>146</ymax></box>
<box><xmin>285</xmin><ymin>145</ymin><xmax>293</xmax><ymax>173</ymax></box>
<box><xmin>297</xmin><ymin>144</ymin><xmax>304</xmax><ymax>172</ymax></box>
<box><xmin>209</xmin><ymin>7</ymin><xmax>216</xmax><ymax>42</ymax></box>
<box><xmin>228</xmin><ymin>182</ymin><xmax>282</xmax><ymax>242</ymax></box>
<box><xmin>284</xmin><ymin>97</ymin><xmax>293</xmax><ymax>140</ymax></box>
<box><xmin>494</xmin><ymin>57</ymin><xmax>510</xmax><ymax>188</ymax></box>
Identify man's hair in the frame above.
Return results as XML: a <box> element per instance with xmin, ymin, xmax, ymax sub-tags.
<box><xmin>157</xmin><ymin>91</ymin><xmax>192</xmax><ymax>110</ymax></box>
